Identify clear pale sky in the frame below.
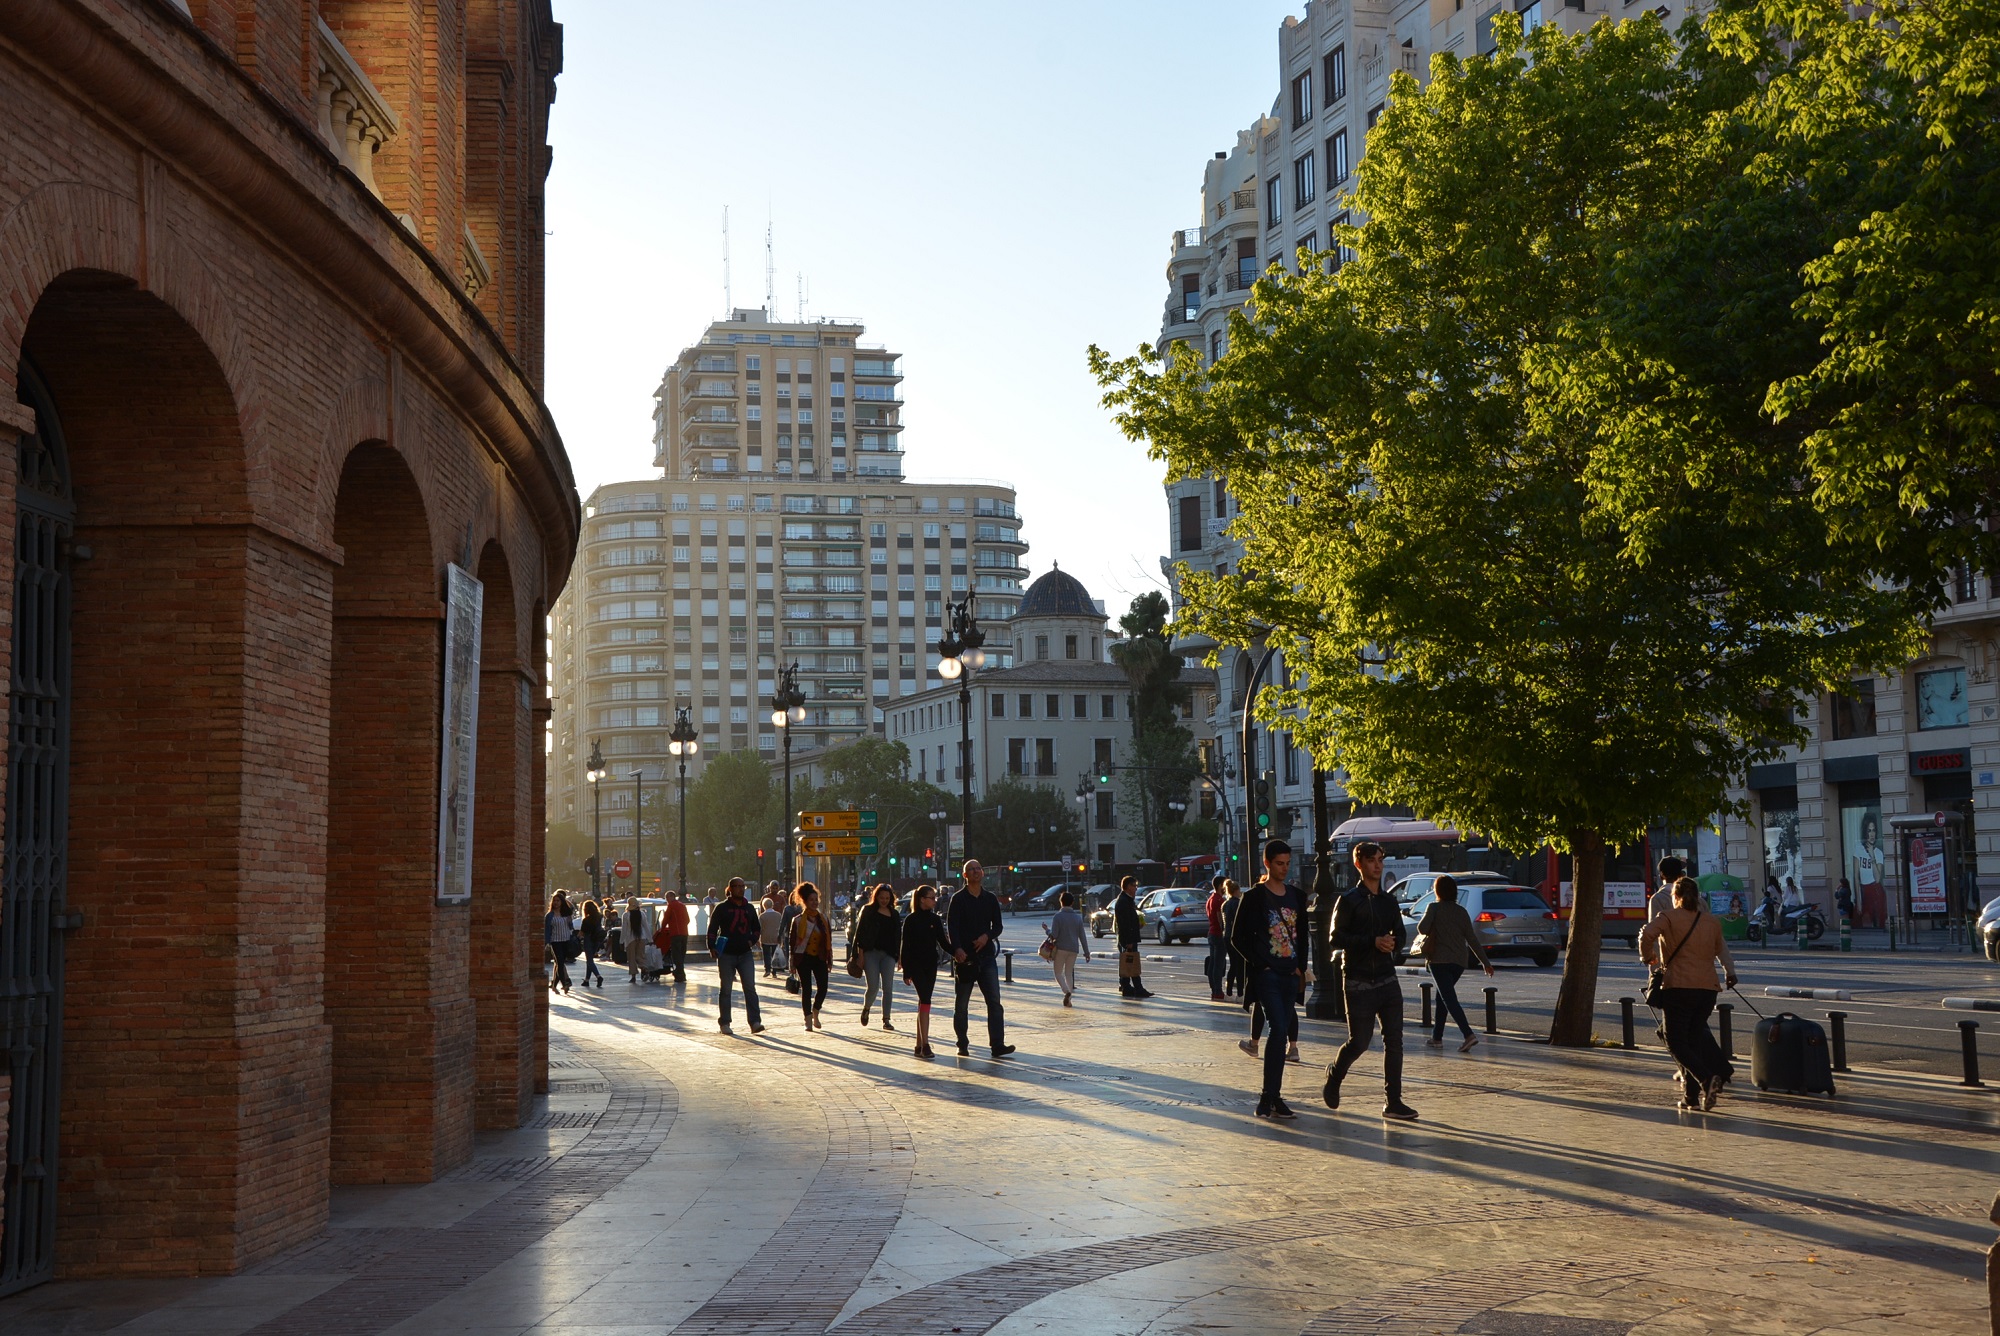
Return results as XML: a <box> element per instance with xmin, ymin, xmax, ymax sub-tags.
<box><xmin>543</xmin><ymin>0</ymin><xmax>1302</xmax><ymax>617</ymax></box>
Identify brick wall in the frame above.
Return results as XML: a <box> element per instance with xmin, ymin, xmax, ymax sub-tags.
<box><xmin>0</xmin><ymin>0</ymin><xmax>574</xmax><ymax>1280</ymax></box>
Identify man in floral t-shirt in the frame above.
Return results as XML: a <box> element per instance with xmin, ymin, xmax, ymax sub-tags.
<box><xmin>1227</xmin><ymin>840</ymin><xmax>1309</xmax><ymax>1119</ymax></box>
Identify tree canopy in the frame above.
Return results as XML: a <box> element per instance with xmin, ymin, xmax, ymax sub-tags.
<box><xmin>1111</xmin><ymin>590</ymin><xmax>1202</xmax><ymax>858</ymax></box>
<box><xmin>1091</xmin><ymin>12</ymin><xmax>1924</xmax><ymax>1044</ymax></box>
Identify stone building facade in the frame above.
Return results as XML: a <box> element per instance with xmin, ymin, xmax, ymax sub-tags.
<box><xmin>0</xmin><ymin>0</ymin><xmax>573</xmax><ymax>1293</ymax></box>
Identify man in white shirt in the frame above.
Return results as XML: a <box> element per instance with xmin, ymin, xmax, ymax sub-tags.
<box><xmin>1647</xmin><ymin>856</ymin><xmax>1688</xmax><ymax>921</ymax></box>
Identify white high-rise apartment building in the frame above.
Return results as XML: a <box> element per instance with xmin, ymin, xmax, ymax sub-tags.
<box><xmin>546</xmin><ymin>311</ymin><xmax>1027</xmax><ymax>882</ymax></box>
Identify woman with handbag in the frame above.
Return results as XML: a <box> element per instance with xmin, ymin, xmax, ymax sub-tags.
<box><xmin>898</xmin><ymin>884</ymin><xmax>946</xmax><ymax>1058</ymax></box>
<box><xmin>789</xmin><ymin>883</ymin><xmax>834</xmax><ymax>1031</ymax></box>
<box><xmin>544</xmin><ymin>891</ymin><xmax>577</xmax><ymax>995</ymax></box>
<box><xmin>1046</xmin><ymin>890</ymin><xmax>1090</xmax><ymax>1006</ymax></box>
<box><xmin>1414</xmin><ymin>876</ymin><xmax>1493</xmax><ymax>1052</ymax></box>
<box><xmin>578</xmin><ymin>899</ymin><xmax>606</xmax><ymax>990</ymax></box>
<box><xmin>855</xmin><ymin>883</ymin><xmax>902</xmax><ymax>1030</ymax></box>
<box><xmin>1638</xmin><ymin>876</ymin><xmax>1739</xmax><ymax>1111</ymax></box>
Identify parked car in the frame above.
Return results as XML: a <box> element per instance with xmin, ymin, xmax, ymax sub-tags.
<box><xmin>1395</xmin><ymin>883</ymin><xmax>1563</xmax><ymax>967</ymax></box>
<box><xmin>1018</xmin><ymin>883</ymin><xmax>1082</xmax><ymax>914</ymax></box>
<box><xmin>1979</xmin><ymin>895</ymin><xmax>2000</xmax><ymax>961</ymax></box>
<box><xmin>1138</xmin><ymin>886</ymin><xmax>1209</xmax><ymax>944</ymax></box>
<box><xmin>1088</xmin><ymin>886</ymin><xmax>1169</xmax><ymax>939</ymax></box>
<box><xmin>1388</xmin><ymin>870</ymin><xmax>1509</xmax><ymax>909</ymax></box>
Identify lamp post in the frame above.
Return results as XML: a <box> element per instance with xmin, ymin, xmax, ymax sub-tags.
<box><xmin>771</xmin><ymin>661</ymin><xmax>807</xmax><ymax>885</ymax></box>
<box><xmin>1075</xmin><ymin>774</ymin><xmax>1094</xmax><ymax>867</ymax></box>
<box><xmin>1306</xmin><ymin>764</ymin><xmax>1344</xmax><ymax>1020</ymax></box>
<box><xmin>929</xmin><ymin>806</ymin><xmax>951</xmax><ymax>879</ymax></box>
<box><xmin>934</xmin><ymin>598</ymin><xmax>986</xmax><ymax>864</ymax></box>
<box><xmin>586</xmin><ymin>739</ymin><xmax>607</xmax><ymax>902</ymax></box>
<box><xmin>668</xmin><ymin>706</ymin><xmax>698</xmax><ymax>899</ymax></box>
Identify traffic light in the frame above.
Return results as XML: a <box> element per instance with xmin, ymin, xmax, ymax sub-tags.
<box><xmin>889</xmin><ymin>855</ymin><xmax>899</xmax><ymax>866</ymax></box>
<box><xmin>925</xmin><ymin>847</ymin><xmax>934</xmax><ymax>859</ymax></box>
<box><xmin>756</xmin><ymin>848</ymin><xmax>764</xmax><ymax>860</ymax></box>
<box><xmin>584</xmin><ymin>855</ymin><xmax>597</xmax><ymax>879</ymax></box>
<box><xmin>1253</xmin><ymin>771</ymin><xmax>1275</xmax><ymax>832</ymax></box>
<box><xmin>1097</xmin><ymin>765</ymin><xmax>1111</xmax><ymax>785</ymax></box>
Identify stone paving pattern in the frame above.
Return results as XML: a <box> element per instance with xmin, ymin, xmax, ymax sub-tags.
<box><xmin>1</xmin><ymin>954</ymin><xmax>1992</xmax><ymax>1334</ymax></box>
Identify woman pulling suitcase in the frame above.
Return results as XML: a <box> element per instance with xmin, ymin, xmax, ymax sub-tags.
<box><xmin>1638</xmin><ymin>876</ymin><xmax>1738</xmax><ymax>1111</ymax></box>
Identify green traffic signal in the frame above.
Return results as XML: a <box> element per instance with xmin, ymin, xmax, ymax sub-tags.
<box><xmin>1256</xmin><ymin>812</ymin><xmax>1271</xmax><ymax>829</ymax></box>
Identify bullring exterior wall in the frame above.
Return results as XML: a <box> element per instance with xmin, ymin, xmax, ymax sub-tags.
<box><xmin>0</xmin><ymin>0</ymin><xmax>574</xmax><ymax>1282</ymax></box>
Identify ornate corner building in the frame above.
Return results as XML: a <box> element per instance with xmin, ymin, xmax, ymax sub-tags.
<box><xmin>0</xmin><ymin>0</ymin><xmax>575</xmax><ymax>1292</ymax></box>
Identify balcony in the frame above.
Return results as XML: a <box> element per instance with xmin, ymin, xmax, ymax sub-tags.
<box><xmin>314</xmin><ymin>19</ymin><xmax>399</xmax><ymax>198</ymax></box>
<box><xmin>1232</xmin><ymin>188</ymin><xmax>1257</xmax><ymax>212</ymax></box>
<box><xmin>1166</xmin><ymin>295</ymin><xmax>1201</xmax><ymax>325</ymax></box>
<box><xmin>1173</xmin><ymin>226</ymin><xmax>1204</xmax><ymax>251</ymax></box>
<box><xmin>851</xmin><ymin>386</ymin><xmax>904</xmax><ymax>407</ymax></box>
<box><xmin>853</xmin><ymin>359</ymin><xmax>903</xmax><ymax>381</ymax></box>
<box><xmin>1225</xmin><ymin>263</ymin><xmax>1258</xmax><ymax>292</ymax></box>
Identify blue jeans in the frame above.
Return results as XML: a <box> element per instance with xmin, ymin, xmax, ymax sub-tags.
<box><xmin>1205</xmin><ymin>930</ymin><xmax>1227</xmax><ymax>994</ymax></box>
<box><xmin>862</xmin><ymin>948</ymin><xmax>897</xmax><ymax>1018</ymax></box>
<box><xmin>716</xmin><ymin>950</ymin><xmax>761</xmax><ymax>1028</ymax></box>
<box><xmin>953</xmin><ymin>954</ymin><xmax>1005</xmax><ymax>1049</ymax></box>
<box><xmin>581</xmin><ymin>944</ymin><xmax>604</xmax><ymax>986</ymax></box>
<box><xmin>1253</xmin><ymin>968</ymin><xmax>1298</xmax><ymax>1101</ymax></box>
<box><xmin>1430</xmin><ymin>961</ymin><xmax>1473</xmax><ymax>1040</ymax></box>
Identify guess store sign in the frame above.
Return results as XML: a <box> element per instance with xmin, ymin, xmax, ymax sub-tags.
<box><xmin>1911</xmin><ymin>749</ymin><xmax>1968</xmax><ymax>774</ymax></box>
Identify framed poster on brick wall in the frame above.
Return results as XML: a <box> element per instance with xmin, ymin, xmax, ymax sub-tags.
<box><xmin>438</xmin><ymin>563</ymin><xmax>484</xmax><ymax>905</ymax></box>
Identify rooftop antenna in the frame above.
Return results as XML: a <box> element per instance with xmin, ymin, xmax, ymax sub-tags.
<box><xmin>796</xmin><ymin>272</ymin><xmax>804</xmax><ymax>324</ymax></box>
<box><xmin>764</xmin><ymin>212</ymin><xmax>775</xmax><ymax>312</ymax></box>
<box><xmin>722</xmin><ymin>205</ymin><xmax>732</xmax><ymax>315</ymax></box>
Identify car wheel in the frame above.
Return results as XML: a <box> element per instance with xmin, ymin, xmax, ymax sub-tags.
<box><xmin>1155</xmin><ymin>922</ymin><xmax>1169</xmax><ymax>944</ymax></box>
<box><xmin>1534</xmin><ymin>951</ymin><xmax>1557</xmax><ymax>968</ymax></box>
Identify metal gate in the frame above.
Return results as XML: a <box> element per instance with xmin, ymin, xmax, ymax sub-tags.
<box><xmin>0</xmin><ymin>360</ymin><xmax>72</xmax><ymax>1296</ymax></box>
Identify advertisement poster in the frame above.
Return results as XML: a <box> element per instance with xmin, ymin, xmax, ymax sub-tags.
<box><xmin>1762</xmin><ymin>805</ymin><xmax>1801</xmax><ymax>900</ymax></box>
<box><xmin>1840</xmin><ymin>803</ymin><xmax>1888</xmax><ymax>926</ymax></box>
<box><xmin>1908</xmin><ymin>831</ymin><xmax>1948</xmax><ymax>915</ymax></box>
<box><xmin>1557</xmin><ymin>881</ymin><xmax>1648</xmax><ymax>910</ymax></box>
<box><xmin>437</xmin><ymin>563</ymin><xmax>484</xmax><ymax>906</ymax></box>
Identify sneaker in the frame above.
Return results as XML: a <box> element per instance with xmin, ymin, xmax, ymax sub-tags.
<box><xmin>992</xmin><ymin>1044</ymin><xmax>1017</xmax><ymax>1059</ymax></box>
<box><xmin>1322</xmin><ymin>1078</ymin><xmax>1341</xmax><ymax>1110</ymax></box>
<box><xmin>1382</xmin><ymin>1102</ymin><xmax>1420</xmax><ymax>1121</ymax></box>
<box><xmin>1270</xmin><ymin>1099</ymin><xmax>1297</xmax><ymax>1120</ymax></box>
<box><xmin>1460</xmin><ymin>1034</ymin><xmax>1480</xmax><ymax>1053</ymax></box>
<box><xmin>1255</xmin><ymin>1099</ymin><xmax>1274</xmax><ymax>1119</ymax></box>
<box><xmin>1211</xmin><ymin>993</ymin><xmax>1225</xmax><ymax>1001</ymax></box>
<box><xmin>882</xmin><ymin>1021</ymin><xmax>896</xmax><ymax>1032</ymax></box>
<box><xmin>1425</xmin><ymin>1036</ymin><xmax>1444</xmax><ymax>1048</ymax></box>
<box><xmin>749</xmin><ymin>1024</ymin><xmax>766</xmax><ymax>1035</ymax></box>
<box><xmin>1238</xmin><ymin>1039</ymin><xmax>1260</xmax><ymax>1058</ymax></box>
<box><xmin>1286</xmin><ymin>1043</ymin><xmax>1301</xmax><ymax>1064</ymax></box>
<box><xmin>957</xmin><ymin>1040</ymin><xmax>970</xmax><ymax>1056</ymax></box>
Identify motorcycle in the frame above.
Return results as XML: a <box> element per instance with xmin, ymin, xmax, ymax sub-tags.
<box><xmin>1745</xmin><ymin>900</ymin><xmax>1826</xmax><ymax>944</ymax></box>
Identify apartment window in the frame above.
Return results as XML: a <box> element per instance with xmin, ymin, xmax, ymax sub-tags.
<box><xmin>1101</xmin><ymin>694</ymin><xmax>1116</xmax><ymax>719</ymax></box>
<box><xmin>1368</xmin><ymin>102</ymin><xmax>1384</xmax><ymax>129</ymax></box>
<box><xmin>1019</xmin><ymin>693</ymin><xmax>1034</xmax><ymax>718</ymax></box>
<box><xmin>1008</xmin><ymin>737</ymin><xmax>1028</xmax><ymax>776</ymax></box>
<box><xmin>1290</xmin><ymin>69</ymin><xmax>1313</xmax><ymax>126</ymax></box>
<box><xmin>1035</xmin><ymin>738</ymin><xmax>1056</xmax><ymax>776</ymax></box>
<box><xmin>1333</xmin><ymin>210</ymin><xmax>1355</xmax><ymax>268</ymax></box>
<box><xmin>1294</xmin><ymin>151</ymin><xmax>1315</xmax><ymax>207</ymax></box>
<box><xmin>1282</xmin><ymin>733</ymin><xmax>1300</xmax><ymax>785</ymax></box>
<box><xmin>1094</xmin><ymin>737</ymin><xmax>1114</xmax><ymax>777</ymax></box>
<box><xmin>1095</xmin><ymin>791</ymin><xmax>1115</xmax><ymax>831</ymax></box>
<box><xmin>1265</xmin><ymin>176</ymin><xmax>1282</xmax><ymax>227</ymax></box>
<box><xmin>1065</xmin><ymin>635</ymin><xmax>1078</xmax><ymax>660</ymax></box>
<box><xmin>1045</xmin><ymin>694</ymin><xmax>1060</xmax><ymax>719</ymax></box>
<box><xmin>1178</xmin><ymin>494</ymin><xmax>1203</xmax><ymax>551</ymax></box>
<box><xmin>1828</xmin><ymin>679</ymin><xmax>1877</xmax><ymax>740</ymax></box>
<box><xmin>991</xmin><ymin>694</ymin><xmax>1006</xmax><ymax>718</ymax></box>
<box><xmin>1073</xmin><ymin>693</ymin><xmax>1088</xmax><ymax>717</ymax></box>
<box><xmin>1296</xmin><ymin>233</ymin><xmax>1317</xmax><ymax>262</ymax></box>
<box><xmin>1328</xmin><ymin>128</ymin><xmax>1350</xmax><ymax>184</ymax></box>
<box><xmin>1324</xmin><ymin>44</ymin><xmax>1346</xmax><ymax>103</ymax></box>
<box><xmin>1208</xmin><ymin>330</ymin><xmax>1221</xmax><ymax>361</ymax></box>
<box><xmin>1954</xmin><ymin>563</ymin><xmax>1979</xmax><ymax>602</ymax></box>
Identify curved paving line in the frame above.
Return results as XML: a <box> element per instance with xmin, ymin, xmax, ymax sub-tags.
<box><xmin>1295</xmin><ymin>1251</ymin><xmax>1712</xmax><ymax>1336</ymax></box>
<box><xmin>239</xmin><ymin>1035</ymin><xmax>679</xmax><ymax>1335</ymax></box>
<box><xmin>661</xmin><ymin>1029</ymin><xmax>918</xmax><ymax>1336</ymax></box>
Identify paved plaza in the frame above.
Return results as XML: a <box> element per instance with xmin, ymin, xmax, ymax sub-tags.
<box><xmin>3</xmin><ymin>953</ymin><xmax>1994</xmax><ymax>1335</ymax></box>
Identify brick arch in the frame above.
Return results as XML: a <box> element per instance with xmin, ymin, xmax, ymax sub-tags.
<box><xmin>325</xmin><ymin>442</ymin><xmax>474</xmax><ymax>1182</ymax></box>
<box><xmin>18</xmin><ymin>271</ymin><xmax>320</xmax><ymax>1277</ymax></box>
<box><xmin>470</xmin><ymin>538</ymin><xmax>533</xmax><ymax>1126</ymax></box>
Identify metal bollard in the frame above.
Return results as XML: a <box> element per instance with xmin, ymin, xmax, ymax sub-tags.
<box><xmin>1484</xmin><ymin>986</ymin><xmax>1498</xmax><ymax>1035</ymax></box>
<box><xmin>1839</xmin><ymin>915</ymin><xmax>1852</xmax><ymax>953</ymax></box>
<box><xmin>1827</xmin><ymin>1010</ymin><xmax>1849</xmax><ymax>1072</ymax></box>
<box><xmin>1421</xmin><ymin>981</ymin><xmax>1433</xmax><ymax>1028</ymax></box>
<box><xmin>1796</xmin><ymin>915</ymin><xmax>1809</xmax><ymax>950</ymax></box>
<box><xmin>1620</xmin><ymin>997</ymin><xmax>1636</xmax><ymax>1049</ymax></box>
<box><xmin>1889</xmin><ymin>916</ymin><xmax>1897</xmax><ymax>952</ymax></box>
<box><xmin>1002</xmin><ymin>949</ymin><xmax>1015</xmax><ymax>983</ymax></box>
<box><xmin>1960</xmin><ymin>1020</ymin><xmax>1982</xmax><ymax>1087</ymax></box>
<box><xmin>1717</xmin><ymin>1003</ymin><xmax>1733</xmax><ymax>1059</ymax></box>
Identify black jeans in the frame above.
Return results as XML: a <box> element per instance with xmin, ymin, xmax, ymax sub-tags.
<box><xmin>1118</xmin><ymin>943</ymin><xmax>1143</xmax><ymax>995</ymax></box>
<box><xmin>1430</xmin><ymin>962</ymin><xmax>1473</xmax><ymax>1040</ymax></box>
<box><xmin>798</xmin><ymin>957</ymin><xmax>829</xmax><ymax>1017</ymax></box>
<box><xmin>1661</xmin><ymin>987</ymin><xmax>1731</xmax><ymax>1099</ymax></box>
<box><xmin>953</xmin><ymin>955</ymin><xmax>1006</xmax><ymax>1048</ymax></box>
<box><xmin>1327</xmin><ymin>977</ymin><xmax>1404</xmax><ymax>1103</ymax></box>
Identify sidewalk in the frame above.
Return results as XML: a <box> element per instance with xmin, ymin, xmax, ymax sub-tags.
<box><xmin>2</xmin><ymin>960</ymin><xmax>1993</xmax><ymax>1335</ymax></box>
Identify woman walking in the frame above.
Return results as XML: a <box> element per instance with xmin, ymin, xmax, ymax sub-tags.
<box><xmin>1047</xmin><ymin>890</ymin><xmax>1090</xmax><ymax>1005</ymax></box>
<box><xmin>545</xmin><ymin>892</ymin><xmax>576</xmax><ymax>995</ymax></box>
<box><xmin>854</xmin><ymin>883</ymin><xmax>902</xmax><ymax>1030</ymax></box>
<box><xmin>578</xmin><ymin>898</ymin><xmax>606</xmax><ymax>989</ymax></box>
<box><xmin>789</xmin><ymin>882</ymin><xmax>834</xmax><ymax>1030</ymax></box>
<box><xmin>899</xmin><ymin>884</ymin><xmax>947</xmax><ymax>1058</ymax></box>
<box><xmin>1415</xmin><ymin>876</ymin><xmax>1493</xmax><ymax>1051</ymax></box>
<box><xmin>1638</xmin><ymin>876</ymin><xmax>1739</xmax><ymax>1111</ymax></box>
<box><xmin>1220</xmin><ymin>879</ymin><xmax>1246</xmax><ymax>997</ymax></box>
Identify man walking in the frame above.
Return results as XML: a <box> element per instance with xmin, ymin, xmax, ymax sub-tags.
<box><xmin>1323</xmin><ymin>840</ymin><xmax>1417</xmax><ymax>1120</ymax></box>
<box><xmin>945</xmin><ymin>859</ymin><xmax>1014</xmax><ymax>1058</ymax></box>
<box><xmin>661</xmin><ymin>888</ymin><xmax>691</xmax><ymax>985</ymax></box>
<box><xmin>1205</xmin><ymin>873</ymin><xmax>1229</xmax><ymax>1001</ymax></box>
<box><xmin>1647</xmin><ymin>855</ymin><xmax>1687</xmax><ymax>921</ymax></box>
<box><xmin>1114</xmin><ymin>876</ymin><xmax>1152</xmax><ymax>999</ymax></box>
<box><xmin>1230</xmin><ymin>841</ymin><xmax>1308</xmax><ymax>1119</ymax></box>
<box><xmin>706</xmin><ymin>877</ymin><xmax>765</xmax><ymax>1035</ymax></box>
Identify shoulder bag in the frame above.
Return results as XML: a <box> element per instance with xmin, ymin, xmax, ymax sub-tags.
<box><xmin>1643</xmin><ymin>906</ymin><xmax>1700</xmax><ymax>1008</ymax></box>
<box><xmin>1038</xmin><ymin>923</ymin><xmax>1056</xmax><ymax>962</ymax></box>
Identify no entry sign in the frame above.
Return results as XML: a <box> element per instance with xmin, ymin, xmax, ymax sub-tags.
<box><xmin>613</xmin><ymin>859</ymin><xmax>633</xmax><ymax>878</ymax></box>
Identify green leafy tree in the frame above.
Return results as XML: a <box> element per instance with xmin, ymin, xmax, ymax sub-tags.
<box><xmin>792</xmin><ymin>736</ymin><xmax>955</xmax><ymax>881</ymax></box>
<box><xmin>1702</xmin><ymin>0</ymin><xmax>2000</xmax><ymax>587</ymax></box>
<box><xmin>1091</xmin><ymin>15</ymin><xmax>1921</xmax><ymax>1046</ymax></box>
<box><xmin>680</xmin><ymin>750</ymin><xmax>783</xmax><ymax>892</ymax></box>
<box><xmin>966</xmin><ymin>776</ymin><xmax>1088</xmax><ymax>868</ymax></box>
<box><xmin>544</xmin><ymin>820</ymin><xmax>594</xmax><ymax>897</ymax></box>
<box><xmin>1111</xmin><ymin>591</ymin><xmax>1203</xmax><ymax>858</ymax></box>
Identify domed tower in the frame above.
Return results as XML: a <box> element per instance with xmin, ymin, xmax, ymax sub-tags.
<box><xmin>1009</xmin><ymin>564</ymin><xmax>1108</xmax><ymax>665</ymax></box>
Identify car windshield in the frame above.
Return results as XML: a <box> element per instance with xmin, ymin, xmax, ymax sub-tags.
<box><xmin>1478</xmin><ymin>890</ymin><xmax>1550</xmax><ymax>913</ymax></box>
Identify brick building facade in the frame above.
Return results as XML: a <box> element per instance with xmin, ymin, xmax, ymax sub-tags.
<box><xmin>0</xmin><ymin>0</ymin><xmax>573</xmax><ymax>1292</ymax></box>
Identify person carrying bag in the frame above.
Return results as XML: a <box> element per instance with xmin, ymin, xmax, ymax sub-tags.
<box><xmin>1414</xmin><ymin>876</ymin><xmax>1493</xmax><ymax>1052</ymax></box>
<box><xmin>1638</xmin><ymin>877</ymin><xmax>1738</xmax><ymax>1111</ymax></box>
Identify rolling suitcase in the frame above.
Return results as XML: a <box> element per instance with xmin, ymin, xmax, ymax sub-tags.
<box><xmin>1752</xmin><ymin>1011</ymin><xmax>1836</xmax><ymax>1095</ymax></box>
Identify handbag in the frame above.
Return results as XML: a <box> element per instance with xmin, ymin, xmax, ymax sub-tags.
<box><xmin>1118</xmin><ymin>948</ymin><xmax>1141</xmax><ymax>979</ymax></box>
<box><xmin>1644</xmin><ymin>905</ymin><xmax>1700</xmax><ymax>1008</ymax></box>
<box><xmin>1409</xmin><ymin>931</ymin><xmax>1432</xmax><ymax>959</ymax></box>
<box><xmin>846</xmin><ymin>951</ymin><xmax>865</xmax><ymax>978</ymax></box>
<box><xmin>785</xmin><ymin>973</ymin><xmax>802</xmax><ymax>994</ymax></box>
<box><xmin>1038</xmin><ymin>937</ymin><xmax>1055</xmax><ymax>962</ymax></box>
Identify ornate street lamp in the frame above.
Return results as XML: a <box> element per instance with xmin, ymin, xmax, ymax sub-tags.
<box><xmin>586</xmin><ymin>739</ymin><xmax>607</xmax><ymax>902</ymax></box>
<box><xmin>934</xmin><ymin>598</ymin><xmax>986</xmax><ymax>864</ymax></box>
<box><xmin>668</xmin><ymin>706</ymin><xmax>698</xmax><ymax>899</ymax></box>
<box><xmin>771</xmin><ymin>661</ymin><xmax>807</xmax><ymax>885</ymax></box>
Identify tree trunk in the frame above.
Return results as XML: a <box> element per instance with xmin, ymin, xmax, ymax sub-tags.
<box><xmin>1549</xmin><ymin>828</ymin><xmax>1606</xmax><ymax>1048</ymax></box>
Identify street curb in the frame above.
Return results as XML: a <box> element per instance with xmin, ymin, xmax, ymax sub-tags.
<box><xmin>1942</xmin><ymin>997</ymin><xmax>2000</xmax><ymax>1012</ymax></box>
<box><xmin>1765</xmin><ymin>986</ymin><xmax>1855</xmax><ymax>1001</ymax></box>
